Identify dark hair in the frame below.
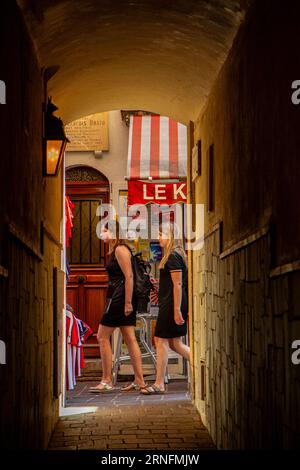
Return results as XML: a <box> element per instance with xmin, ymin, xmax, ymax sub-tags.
<box><xmin>104</xmin><ymin>220</ymin><xmax>128</xmax><ymax>254</ymax></box>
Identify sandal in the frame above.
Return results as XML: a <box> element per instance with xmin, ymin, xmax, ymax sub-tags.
<box><xmin>89</xmin><ymin>381</ymin><xmax>115</xmax><ymax>393</ymax></box>
<box><xmin>121</xmin><ymin>382</ymin><xmax>147</xmax><ymax>392</ymax></box>
<box><xmin>140</xmin><ymin>384</ymin><xmax>165</xmax><ymax>395</ymax></box>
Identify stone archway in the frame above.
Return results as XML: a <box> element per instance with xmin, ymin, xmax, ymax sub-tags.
<box><xmin>18</xmin><ymin>0</ymin><xmax>249</xmax><ymax>125</ymax></box>
<box><xmin>65</xmin><ymin>165</ymin><xmax>109</xmax><ymax>183</ymax></box>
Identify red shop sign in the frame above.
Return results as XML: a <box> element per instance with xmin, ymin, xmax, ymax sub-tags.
<box><xmin>128</xmin><ymin>180</ymin><xmax>187</xmax><ymax>205</ymax></box>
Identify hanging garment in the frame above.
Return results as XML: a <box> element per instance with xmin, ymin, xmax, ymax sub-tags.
<box><xmin>65</xmin><ymin>196</ymin><xmax>75</xmax><ymax>248</ymax></box>
<box><xmin>65</xmin><ymin>307</ymin><xmax>93</xmax><ymax>390</ymax></box>
<box><xmin>76</xmin><ymin>319</ymin><xmax>93</xmax><ymax>369</ymax></box>
<box><xmin>66</xmin><ymin>309</ymin><xmax>75</xmax><ymax>390</ymax></box>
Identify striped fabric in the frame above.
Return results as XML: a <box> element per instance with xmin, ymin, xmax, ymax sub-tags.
<box><xmin>127</xmin><ymin>115</ymin><xmax>187</xmax><ymax>180</ymax></box>
<box><xmin>149</xmin><ymin>277</ymin><xmax>159</xmax><ymax>306</ymax></box>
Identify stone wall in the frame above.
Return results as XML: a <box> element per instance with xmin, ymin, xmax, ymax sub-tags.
<box><xmin>0</xmin><ymin>0</ymin><xmax>62</xmax><ymax>449</ymax></box>
<box><xmin>193</xmin><ymin>226</ymin><xmax>300</xmax><ymax>448</ymax></box>
<box><xmin>0</xmin><ymin>233</ymin><xmax>61</xmax><ymax>448</ymax></box>
<box><xmin>191</xmin><ymin>0</ymin><xmax>300</xmax><ymax>449</ymax></box>
<box><xmin>192</xmin><ymin>0</ymin><xmax>300</xmax><ymax>265</ymax></box>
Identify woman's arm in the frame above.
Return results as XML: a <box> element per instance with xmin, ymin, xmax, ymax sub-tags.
<box><xmin>115</xmin><ymin>245</ymin><xmax>134</xmax><ymax>316</ymax></box>
<box><xmin>170</xmin><ymin>270</ymin><xmax>185</xmax><ymax>325</ymax></box>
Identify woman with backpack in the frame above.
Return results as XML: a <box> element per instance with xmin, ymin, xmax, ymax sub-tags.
<box><xmin>89</xmin><ymin>221</ymin><xmax>146</xmax><ymax>393</ymax></box>
<box><xmin>141</xmin><ymin>222</ymin><xmax>190</xmax><ymax>395</ymax></box>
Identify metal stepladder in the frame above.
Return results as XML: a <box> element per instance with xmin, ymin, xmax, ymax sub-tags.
<box><xmin>112</xmin><ymin>312</ymin><xmax>171</xmax><ymax>386</ymax></box>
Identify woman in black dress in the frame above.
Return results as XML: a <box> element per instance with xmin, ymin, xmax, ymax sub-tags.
<box><xmin>89</xmin><ymin>221</ymin><xmax>146</xmax><ymax>393</ymax></box>
<box><xmin>141</xmin><ymin>222</ymin><xmax>190</xmax><ymax>395</ymax></box>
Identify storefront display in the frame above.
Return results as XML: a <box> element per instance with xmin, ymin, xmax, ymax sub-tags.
<box><xmin>138</xmin><ymin>239</ymin><xmax>149</xmax><ymax>260</ymax></box>
<box><xmin>128</xmin><ymin>180</ymin><xmax>187</xmax><ymax>205</ymax></box>
<box><xmin>149</xmin><ymin>241</ymin><xmax>162</xmax><ymax>262</ymax></box>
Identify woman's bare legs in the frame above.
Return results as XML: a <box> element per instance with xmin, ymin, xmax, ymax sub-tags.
<box><xmin>120</xmin><ymin>326</ymin><xmax>146</xmax><ymax>387</ymax></box>
<box><xmin>169</xmin><ymin>337</ymin><xmax>190</xmax><ymax>362</ymax></box>
<box><xmin>153</xmin><ymin>336</ymin><xmax>169</xmax><ymax>390</ymax></box>
<box><xmin>148</xmin><ymin>337</ymin><xmax>190</xmax><ymax>392</ymax></box>
<box><xmin>93</xmin><ymin>324</ymin><xmax>115</xmax><ymax>389</ymax></box>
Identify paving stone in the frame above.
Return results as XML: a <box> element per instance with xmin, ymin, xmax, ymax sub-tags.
<box><xmin>121</xmin><ymin>429</ymin><xmax>151</xmax><ymax>435</ymax></box>
<box><xmin>92</xmin><ymin>429</ymin><xmax>119</xmax><ymax>435</ymax></box>
<box><xmin>48</xmin><ymin>380</ymin><xmax>215</xmax><ymax>450</ymax></box>
<box><xmin>138</xmin><ymin>444</ymin><xmax>170</xmax><ymax>449</ymax></box>
<box><xmin>64</xmin><ymin>435</ymin><xmax>81</xmax><ymax>442</ymax></box>
<box><xmin>49</xmin><ymin>446</ymin><xmax>78</xmax><ymax>450</ymax></box>
<box><xmin>107</xmin><ymin>434</ymin><xmax>125</xmax><ymax>440</ymax></box>
<box><xmin>167</xmin><ymin>433</ymin><xmax>196</xmax><ymax>438</ymax></box>
<box><xmin>152</xmin><ymin>437</ymin><xmax>180</xmax><ymax>443</ymax></box>
<box><xmin>63</xmin><ymin>440</ymin><xmax>80</xmax><ymax>446</ymax></box>
<box><xmin>125</xmin><ymin>438</ymin><xmax>153</xmax><ymax>444</ymax></box>
<box><xmin>77</xmin><ymin>440</ymin><xmax>95</xmax><ymax>449</ymax></box>
<box><xmin>107</xmin><ymin>444</ymin><xmax>134</xmax><ymax>449</ymax></box>
<box><xmin>63</xmin><ymin>429</ymin><xmax>82</xmax><ymax>437</ymax></box>
<box><xmin>149</xmin><ymin>433</ymin><xmax>168</xmax><ymax>439</ymax></box>
<box><xmin>92</xmin><ymin>440</ymin><xmax>108</xmax><ymax>449</ymax></box>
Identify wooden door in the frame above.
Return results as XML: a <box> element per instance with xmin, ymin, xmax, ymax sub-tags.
<box><xmin>66</xmin><ymin>167</ymin><xmax>109</xmax><ymax>357</ymax></box>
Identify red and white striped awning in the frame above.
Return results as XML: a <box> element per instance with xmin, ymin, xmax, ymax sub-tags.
<box><xmin>127</xmin><ymin>115</ymin><xmax>187</xmax><ymax>180</ymax></box>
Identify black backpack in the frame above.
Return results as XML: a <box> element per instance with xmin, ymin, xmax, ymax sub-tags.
<box><xmin>131</xmin><ymin>251</ymin><xmax>155</xmax><ymax>312</ymax></box>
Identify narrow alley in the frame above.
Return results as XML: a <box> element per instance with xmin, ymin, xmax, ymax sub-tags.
<box><xmin>0</xmin><ymin>0</ymin><xmax>300</xmax><ymax>459</ymax></box>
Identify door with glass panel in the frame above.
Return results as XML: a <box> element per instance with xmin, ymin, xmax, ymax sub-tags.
<box><xmin>66</xmin><ymin>166</ymin><xmax>109</xmax><ymax>357</ymax></box>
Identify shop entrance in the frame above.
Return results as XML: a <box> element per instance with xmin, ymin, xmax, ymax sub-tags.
<box><xmin>62</xmin><ymin>113</ymin><xmax>190</xmax><ymax>401</ymax></box>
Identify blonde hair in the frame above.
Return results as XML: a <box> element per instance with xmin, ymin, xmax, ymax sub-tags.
<box><xmin>159</xmin><ymin>222</ymin><xmax>187</xmax><ymax>269</ymax></box>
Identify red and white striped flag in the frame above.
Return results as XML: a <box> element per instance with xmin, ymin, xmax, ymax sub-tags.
<box><xmin>127</xmin><ymin>115</ymin><xmax>187</xmax><ymax>180</ymax></box>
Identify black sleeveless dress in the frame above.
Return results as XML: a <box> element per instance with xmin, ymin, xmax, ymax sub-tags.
<box><xmin>154</xmin><ymin>250</ymin><xmax>188</xmax><ymax>338</ymax></box>
<box><xmin>100</xmin><ymin>244</ymin><xmax>137</xmax><ymax>327</ymax></box>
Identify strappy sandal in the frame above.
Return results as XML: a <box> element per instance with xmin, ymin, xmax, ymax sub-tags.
<box><xmin>140</xmin><ymin>384</ymin><xmax>165</xmax><ymax>395</ymax></box>
<box><xmin>89</xmin><ymin>381</ymin><xmax>115</xmax><ymax>393</ymax></box>
<box><xmin>121</xmin><ymin>382</ymin><xmax>147</xmax><ymax>392</ymax></box>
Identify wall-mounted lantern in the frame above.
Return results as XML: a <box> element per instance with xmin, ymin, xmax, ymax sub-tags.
<box><xmin>43</xmin><ymin>97</ymin><xmax>69</xmax><ymax>176</ymax></box>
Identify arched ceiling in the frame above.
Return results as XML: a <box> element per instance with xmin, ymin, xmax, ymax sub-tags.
<box><xmin>19</xmin><ymin>0</ymin><xmax>251</xmax><ymax>124</ymax></box>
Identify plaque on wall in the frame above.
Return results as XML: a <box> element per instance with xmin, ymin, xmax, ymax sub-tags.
<box><xmin>65</xmin><ymin>112</ymin><xmax>109</xmax><ymax>151</ymax></box>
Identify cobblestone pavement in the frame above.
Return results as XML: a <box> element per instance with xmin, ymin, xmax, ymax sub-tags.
<box><xmin>48</xmin><ymin>380</ymin><xmax>215</xmax><ymax>450</ymax></box>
